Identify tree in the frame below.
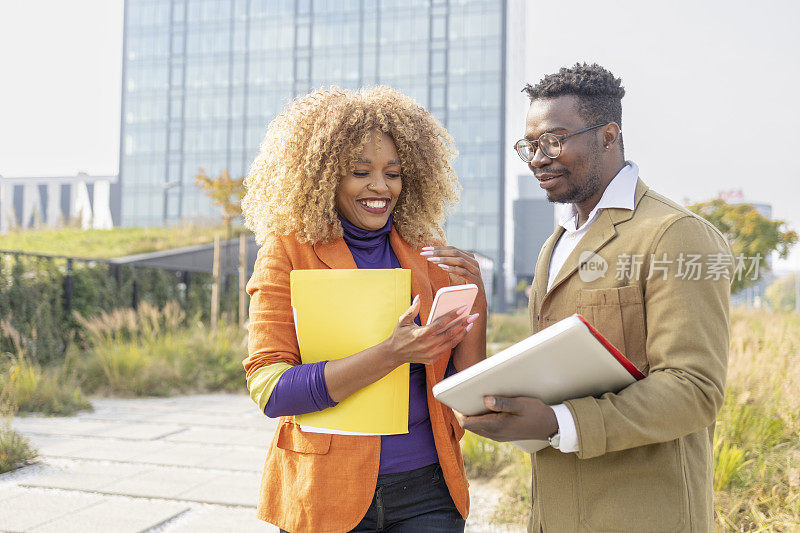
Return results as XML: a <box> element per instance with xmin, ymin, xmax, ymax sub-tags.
<box><xmin>764</xmin><ymin>273</ymin><xmax>797</xmax><ymax>311</ymax></box>
<box><xmin>194</xmin><ymin>169</ymin><xmax>245</xmax><ymax>231</ymax></box>
<box><xmin>195</xmin><ymin>169</ymin><xmax>246</xmax><ymax>322</ymax></box>
<box><xmin>688</xmin><ymin>199</ymin><xmax>798</xmax><ymax>294</ymax></box>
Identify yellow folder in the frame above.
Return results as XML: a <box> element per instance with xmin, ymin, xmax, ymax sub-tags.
<box><xmin>290</xmin><ymin>268</ymin><xmax>411</xmax><ymax>435</ymax></box>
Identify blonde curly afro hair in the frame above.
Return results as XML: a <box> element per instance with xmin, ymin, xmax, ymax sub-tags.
<box><xmin>242</xmin><ymin>85</ymin><xmax>460</xmax><ymax>246</ymax></box>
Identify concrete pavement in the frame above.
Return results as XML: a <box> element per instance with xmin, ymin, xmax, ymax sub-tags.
<box><xmin>2</xmin><ymin>394</ymin><xmax>521</xmax><ymax>533</ymax></box>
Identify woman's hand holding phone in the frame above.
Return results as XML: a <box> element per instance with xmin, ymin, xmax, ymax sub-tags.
<box><xmin>382</xmin><ymin>294</ymin><xmax>479</xmax><ymax>366</ymax></box>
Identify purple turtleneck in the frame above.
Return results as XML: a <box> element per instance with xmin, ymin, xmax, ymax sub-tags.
<box><xmin>263</xmin><ymin>214</ymin><xmax>439</xmax><ymax>474</ymax></box>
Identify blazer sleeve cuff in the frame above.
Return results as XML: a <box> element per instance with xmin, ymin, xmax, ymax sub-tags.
<box><xmin>565</xmin><ymin>397</ymin><xmax>607</xmax><ymax>459</ymax></box>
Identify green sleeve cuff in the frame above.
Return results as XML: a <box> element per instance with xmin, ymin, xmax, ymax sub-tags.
<box><xmin>246</xmin><ymin>363</ymin><xmax>292</xmax><ymax>412</ymax></box>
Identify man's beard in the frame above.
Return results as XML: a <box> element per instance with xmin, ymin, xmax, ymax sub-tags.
<box><xmin>545</xmin><ymin>145</ymin><xmax>604</xmax><ymax>204</ymax></box>
<box><xmin>545</xmin><ymin>171</ymin><xmax>601</xmax><ymax>204</ymax></box>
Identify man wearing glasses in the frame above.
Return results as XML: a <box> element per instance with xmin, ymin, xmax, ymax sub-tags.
<box><xmin>457</xmin><ymin>63</ymin><xmax>732</xmax><ymax>532</ymax></box>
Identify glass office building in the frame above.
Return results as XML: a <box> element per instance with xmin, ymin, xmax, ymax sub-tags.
<box><xmin>118</xmin><ymin>0</ymin><xmax>527</xmax><ymax>309</ymax></box>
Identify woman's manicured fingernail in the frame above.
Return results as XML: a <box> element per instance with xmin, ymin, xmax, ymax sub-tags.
<box><xmin>421</xmin><ymin>246</ymin><xmax>434</xmax><ymax>251</ymax></box>
<box><xmin>413</xmin><ymin>294</ymin><xmax>420</xmax><ymax>304</ymax></box>
<box><xmin>467</xmin><ymin>313</ymin><xmax>480</xmax><ymax>323</ymax></box>
<box><xmin>420</xmin><ymin>250</ymin><xmax>434</xmax><ymax>256</ymax></box>
<box><xmin>466</xmin><ymin>323</ymin><xmax>474</xmax><ymax>333</ymax></box>
<box><xmin>426</xmin><ymin>256</ymin><xmax>441</xmax><ymax>262</ymax></box>
<box><xmin>457</xmin><ymin>306</ymin><xmax>468</xmax><ymax>314</ymax></box>
<box><xmin>437</xmin><ymin>264</ymin><xmax>449</xmax><ymax>270</ymax></box>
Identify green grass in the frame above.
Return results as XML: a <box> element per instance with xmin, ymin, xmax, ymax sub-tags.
<box><xmin>713</xmin><ymin>309</ymin><xmax>800</xmax><ymax>530</ymax></box>
<box><xmin>0</xmin><ymin>224</ymin><xmax>248</xmax><ymax>259</ymax></box>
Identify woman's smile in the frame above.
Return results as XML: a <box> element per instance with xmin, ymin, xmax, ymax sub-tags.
<box><xmin>357</xmin><ymin>197</ymin><xmax>391</xmax><ymax>213</ymax></box>
<box><xmin>335</xmin><ymin>130</ymin><xmax>402</xmax><ymax>230</ymax></box>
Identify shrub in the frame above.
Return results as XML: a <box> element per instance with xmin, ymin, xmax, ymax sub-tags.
<box><xmin>0</xmin><ymin>253</ymin><xmax>218</xmax><ymax>366</ymax></box>
<box><xmin>72</xmin><ymin>302</ymin><xmax>247</xmax><ymax>396</ymax></box>
<box><xmin>0</xmin><ymin>321</ymin><xmax>90</xmax><ymax>416</ymax></box>
<box><xmin>0</xmin><ymin>424</ymin><xmax>38</xmax><ymax>474</ymax></box>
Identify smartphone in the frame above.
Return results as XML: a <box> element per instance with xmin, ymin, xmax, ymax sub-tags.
<box><xmin>426</xmin><ymin>284</ymin><xmax>479</xmax><ymax>326</ymax></box>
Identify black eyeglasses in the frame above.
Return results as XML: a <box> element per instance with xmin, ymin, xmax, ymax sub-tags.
<box><xmin>514</xmin><ymin>123</ymin><xmax>610</xmax><ymax>162</ymax></box>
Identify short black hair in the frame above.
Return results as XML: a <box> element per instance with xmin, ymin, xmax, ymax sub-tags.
<box><xmin>523</xmin><ymin>63</ymin><xmax>625</xmax><ymax>129</ymax></box>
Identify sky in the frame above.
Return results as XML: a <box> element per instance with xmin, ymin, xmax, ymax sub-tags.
<box><xmin>1</xmin><ymin>0</ymin><xmax>798</xmax><ymax>269</ymax></box>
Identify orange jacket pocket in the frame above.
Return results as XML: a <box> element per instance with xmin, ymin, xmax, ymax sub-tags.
<box><xmin>276</xmin><ymin>421</ymin><xmax>332</xmax><ymax>454</ymax></box>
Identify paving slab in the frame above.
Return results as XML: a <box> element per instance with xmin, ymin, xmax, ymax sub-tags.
<box><xmin>23</xmin><ymin>435</ymin><xmax>90</xmax><ymax>458</ymax></box>
<box><xmin>10</xmin><ymin>418</ymin><xmax>119</xmax><ymax>438</ymax></box>
<box><xmin>12</xmin><ymin>418</ymin><xmax>185</xmax><ymax>441</ymax></box>
<box><xmin>164</xmin><ymin>506</ymin><xmax>278</xmax><ymax>533</ymax></box>
<box><xmin>26</xmin><ymin>432</ymin><xmax>265</xmax><ymax>473</ymax></box>
<box><xmin>29</xmin><ymin>435</ymin><xmax>164</xmax><ymax>463</ymax></box>
<box><xmin>129</xmin><ymin>441</ymin><xmax>235</xmax><ymax>469</ymax></box>
<box><xmin>99</xmin><ymin>467</ymin><xmax>219</xmax><ymax>500</ymax></box>
<box><xmin>99</xmin><ymin>422</ymin><xmax>186</xmax><ymax>440</ymax></box>
<box><xmin>200</xmin><ymin>447</ymin><xmax>267</xmax><ymax>472</ymax></box>
<box><xmin>0</xmin><ymin>489</ymin><xmax>102</xmax><ymax>532</ymax></box>
<box><xmin>21</xmin><ymin>460</ymin><xmax>147</xmax><ymax>493</ymax></box>
<box><xmin>27</xmin><ymin>497</ymin><xmax>189</xmax><ymax>533</ymax></box>
<box><xmin>176</xmin><ymin>471</ymin><xmax>261</xmax><ymax>507</ymax></box>
<box><xmin>163</xmin><ymin>426</ymin><xmax>273</xmax><ymax>447</ymax></box>
<box><xmin>146</xmin><ymin>410</ymin><xmax>268</xmax><ymax>429</ymax></box>
<box><xmin>0</xmin><ymin>485</ymin><xmax>26</xmax><ymax>502</ymax></box>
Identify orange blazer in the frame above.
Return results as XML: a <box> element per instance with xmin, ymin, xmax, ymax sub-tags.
<box><xmin>244</xmin><ymin>228</ymin><xmax>469</xmax><ymax>533</ymax></box>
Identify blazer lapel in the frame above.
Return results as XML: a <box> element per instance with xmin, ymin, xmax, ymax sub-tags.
<box><xmin>541</xmin><ymin>178</ymin><xmax>650</xmax><ymax>300</ymax></box>
<box><xmin>389</xmin><ymin>228</ymin><xmax>433</xmax><ymax>325</ymax></box>
<box><xmin>312</xmin><ymin>237</ymin><xmax>357</xmax><ymax>270</ymax></box>
<box><xmin>534</xmin><ymin>227</ymin><xmax>565</xmax><ymax>301</ymax></box>
<box><xmin>544</xmin><ymin>209</ymin><xmax>618</xmax><ymax>299</ymax></box>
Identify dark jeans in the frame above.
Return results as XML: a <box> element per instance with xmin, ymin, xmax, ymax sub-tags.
<box><xmin>281</xmin><ymin>463</ymin><xmax>465</xmax><ymax>533</ymax></box>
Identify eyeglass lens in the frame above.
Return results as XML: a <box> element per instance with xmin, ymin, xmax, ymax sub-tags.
<box><xmin>516</xmin><ymin>134</ymin><xmax>562</xmax><ymax>162</ymax></box>
<box><xmin>538</xmin><ymin>134</ymin><xmax>561</xmax><ymax>158</ymax></box>
<box><xmin>516</xmin><ymin>141</ymin><xmax>533</xmax><ymax>162</ymax></box>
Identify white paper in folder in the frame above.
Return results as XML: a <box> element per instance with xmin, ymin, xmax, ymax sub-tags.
<box><xmin>432</xmin><ymin>314</ymin><xmax>645</xmax><ymax>453</ymax></box>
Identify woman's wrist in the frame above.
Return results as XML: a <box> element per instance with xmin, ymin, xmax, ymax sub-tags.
<box><xmin>375</xmin><ymin>339</ymin><xmax>404</xmax><ymax>370</ymax></box>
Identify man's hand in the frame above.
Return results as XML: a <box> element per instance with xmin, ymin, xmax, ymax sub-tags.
<box><xmin>454</xmin><ymin>396</ymin><xmax>559</xmax><ymax>442</ymax></box>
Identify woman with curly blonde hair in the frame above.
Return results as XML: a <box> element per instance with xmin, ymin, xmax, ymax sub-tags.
<box><xmin>242</xmin><ymin>86</ymin><xmax>487</xmax><ymax>533</ymax></box>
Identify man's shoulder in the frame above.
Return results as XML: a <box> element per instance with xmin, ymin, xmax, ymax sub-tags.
<box><xmin>633</xmin><ymin>185</ymin><xmax>728</xmax><ymax>244</ymax></box>
<box><xmin>636</xmin><ymin>186</ymin><xmax>694</xmax><ymax>222</ymax></box>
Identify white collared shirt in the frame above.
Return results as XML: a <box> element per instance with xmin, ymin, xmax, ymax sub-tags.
<box><xmin>547</xmin><ymin>161</ymin><xmax>639</xmax><ymax>291</ymax></box>
<box><xmin>547</xmin><ymin>161</ymin><xmax>639</xmax><ymax>453</ymax></box>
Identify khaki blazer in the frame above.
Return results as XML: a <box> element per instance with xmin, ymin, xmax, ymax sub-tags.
<box><xmin>244</xmin><ymin>228</ymin><xmax>469</xmax><ymax>533</ymax></box>
<box><xmin>527</xmin><ymin>179</ymin><xmax>732</xmax><ymax>532</ymax></box>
